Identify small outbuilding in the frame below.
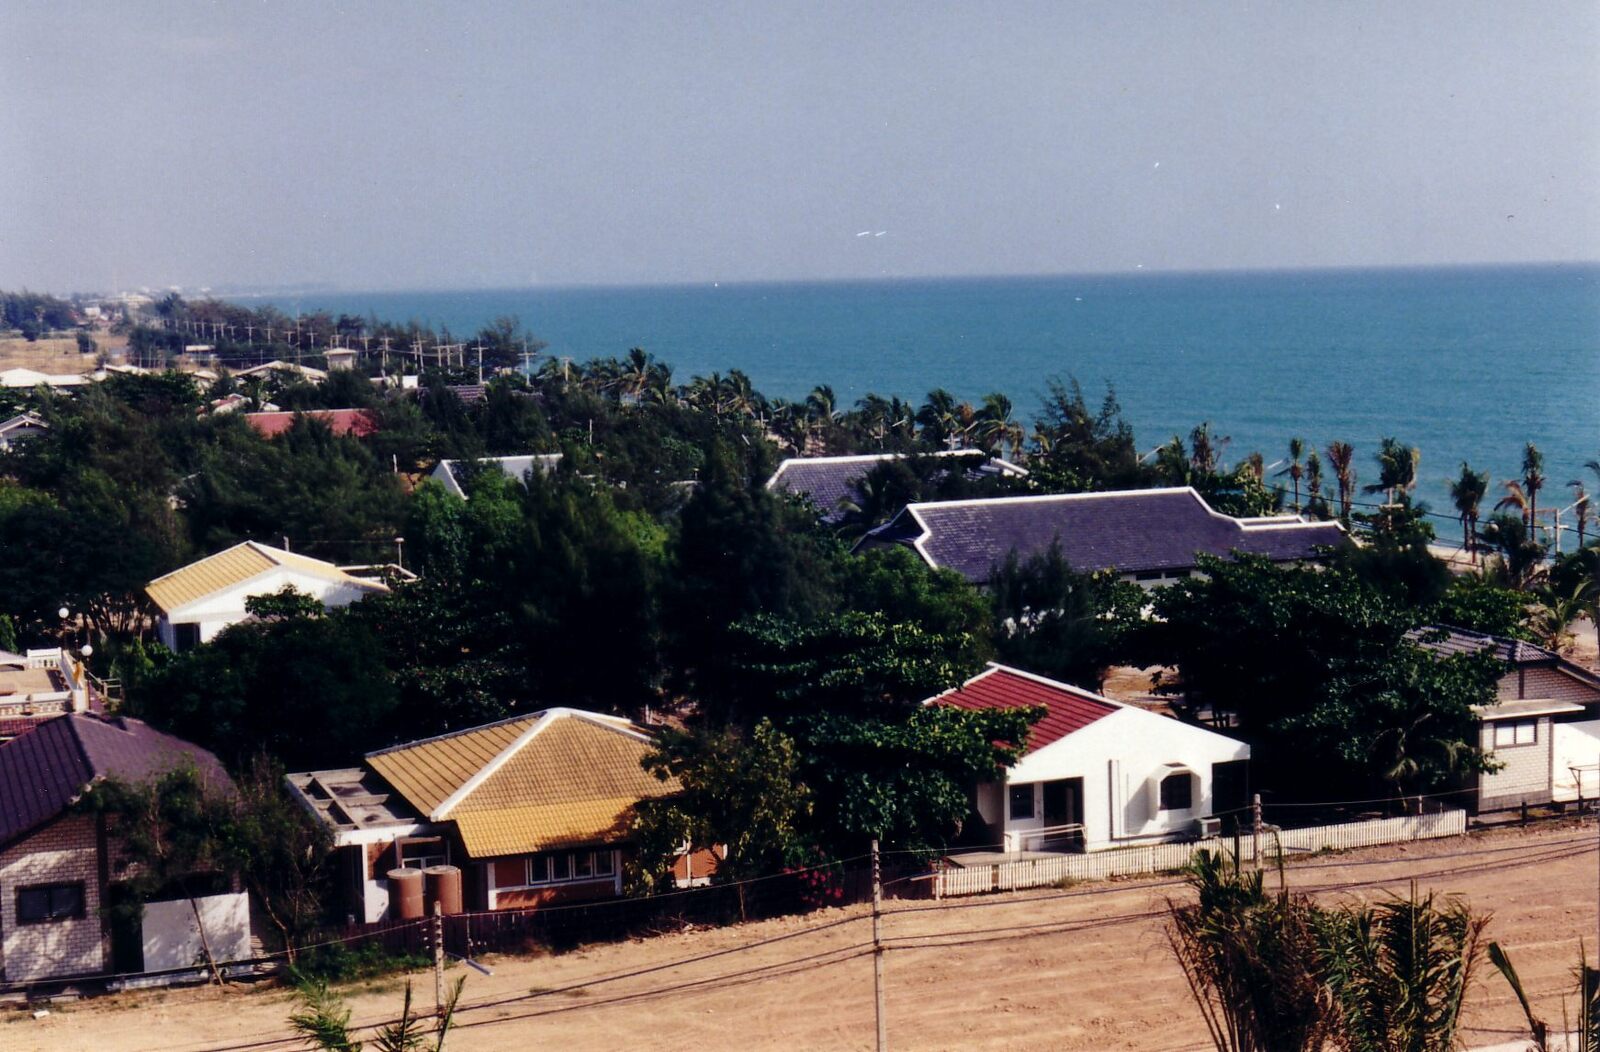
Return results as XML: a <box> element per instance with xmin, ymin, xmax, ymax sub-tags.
<box><xmin>931</xmin><ymin>664</ymin><xmax>1251</xmax><ymax>853</ymax></box>
<box><xmin>428</xmin><ymin>454</ymin><xmax>563</xmax><ymax>499</ymax></box>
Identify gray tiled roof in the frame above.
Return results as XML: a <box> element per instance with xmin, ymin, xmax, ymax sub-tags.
<box><xmin>766</xmin><ymin>452</ymin><xmax>1027</xmax><ymax>524</ymax></box>
<box><xmin>1408</xmin><ymin>625</ymin><xmax>1559</xmax><ymax>665</ymax></box>
<box><xmin>859</xmin><ymin>487</ymin><xmax>1346</xmax><ymax>582</ymax></box>
<box><xmin>0</xmin><ymin>714</ymin><xmax>231</xmax><ymax>847</ymax></box>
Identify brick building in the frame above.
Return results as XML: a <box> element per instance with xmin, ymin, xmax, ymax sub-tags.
<box><xmin>0</xmin><ymin>714</ymin><xmax>232</xmax><ymax>983</ymax></box>
<box><xmin>1414</xmin><ymin>626</ymin><xmax>1600</xmax><ymax>811</ymax></box>
<box><xmin>287</xmin><ymin>708</ymin><xmax>719</xmax><ymax>924</ymax></box>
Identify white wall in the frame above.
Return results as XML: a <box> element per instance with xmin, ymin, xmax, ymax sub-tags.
<box><xmin>142</xmin><ymin>892</ymin><xmax>252</xmax><ymax>972</ymax></box>
<box><xmin>1553</xmin><ymin>719</ymin><xmax>1600</xmax><ymax>802</ymax></box>
<box><xmin>999</xmin><ymin>707</ymin><xmax>1248</xmax><ymax>850</ymax></box>
<box><xmin>163</xmin><ymin>568</ymin><xmax>381</xmax><ymax>646</ymax></box>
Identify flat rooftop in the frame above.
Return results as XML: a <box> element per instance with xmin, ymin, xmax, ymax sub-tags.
<box><xmin>286</xmin><ymin>767</ymin><xmax>420</xmax><ymax>832</ymax></box>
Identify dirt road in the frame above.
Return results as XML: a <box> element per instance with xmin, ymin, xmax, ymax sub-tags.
<box><xmin>7</xmin><ymin>822</ymin><xmax>1595</xmax><ymax>1052</ymax></box>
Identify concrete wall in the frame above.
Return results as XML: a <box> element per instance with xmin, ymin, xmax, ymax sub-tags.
<box><xmin>142</xmin><ymin>893</ymin><xmax>252</xmax><ymax>972</ymax></box>
<box><xmin>1553</xmin><ymin>719</ymin><xmax>1600</xmax><ymax>802</ymax></box>
<box><xmin>0</xmin><ymin>815</ymin><xmax>105</xmax><ymax>982</ymax></box>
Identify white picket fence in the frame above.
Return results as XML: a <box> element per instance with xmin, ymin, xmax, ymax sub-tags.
<box><xmin>936</xmin><ymin>809</ymin><xmax>1468</xmax><ymax>897</ymax></box>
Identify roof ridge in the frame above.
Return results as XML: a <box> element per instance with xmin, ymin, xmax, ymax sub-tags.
<box><xmin>979</xmin><ymin>663</ymin><xmax>1126</xmax><ymax>709</ymax></box>
<box><xmin>366</xmin><ymin>710</ymin><xmax>545</xmax><ymax>758</ymax></box>
<box><xmin>900</xmin><ymin>486</ymin><xmax>1202</xmax><ymax>512</ymax></box>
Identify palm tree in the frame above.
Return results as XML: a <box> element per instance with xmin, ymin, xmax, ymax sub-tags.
<box><xmin>1304</xmin><ymin>452</ymin><xmax>1325</xmax><ymax>516</ymax></box>
<box><xmin>1531</xmin><ymin>579</ymin><xmax>1587</xmax><ymax>652</ymax></box>
<box><xmin>1495</xmin><ymin>480</ymin><xmax>1532</xmax><ymax>526</ymax></box>
<box><xmin>1243</xmin><ymin>451</ymin><xmax>1266</xmax><ymax>482</ymax></box>
<box><xmin>1449</xmin><ymin>462</ymin><xmax>1490</xmax><ymax>559</ymax></box>
<box><xmin>916</xmin><ymin>388</ymin><xmax>960</xmax><ymax>449</ymax></box>
<box><xmin>1521</xmin><ymin>442</ymin><xmax>1546</xmax><ymax>534</ymax></box>
<box><xmin>975</xmin><ymin>393</ymin><xmax>1024</xmax><ymax>459</ymax></box>
<box><xmin>1568</xmin><ymin>479</ymin><xmax>1591</xmax><ymax>550</ymax></box>
<box><xmin>1326</xmin><ymin>441</ymin><xmax>1357</xmax><ymax>520</ymax></box>
<box><xmin>1478</xmin><ymin>512</ymin><xmax>1548</xmax><ymax>591</ymax></box>
<box><xmin>1190</xmin><ymin>423</ymin><xmax>1225</xmax><ymax>476</ymax></box>
<box><xmin>1276</xmin><ymin>438</ymin><xmax>1306</xmax><ymax>512</ymax></box>
<box><xmin>621</xmin><ymin>347</ymin><xmax>653</xmax><ymax>399</ymax></box>
<box><xmin>1364</xmin><ymin>437</ymin><xmax>1419</xmax><ymax>504</ymax></box>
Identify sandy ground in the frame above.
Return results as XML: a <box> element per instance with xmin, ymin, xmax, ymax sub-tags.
<box><xmin>6</xmin><ymin>821</ymin><xmax>1595</xmax><ymax>1052</ymax></box>
<box><xmin>0</xmin><ymin>337</ymin><xmax>98</xmax><ymax>374</ymax></box>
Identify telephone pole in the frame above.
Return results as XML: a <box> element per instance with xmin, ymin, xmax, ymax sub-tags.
<box><xmin>871</xmin><ymin>838</ymin><xmax>887</xmax><ymax>1052</ymax></box>
<box><xmin>432</xmin><ymin>901</ymin><xmax>446</xmax><ymax>1019</ymax></box>
<box><xmin>1251</xmin><ymin>794</ymin><xmax>1263</xmax><ymax>871</ymax></box>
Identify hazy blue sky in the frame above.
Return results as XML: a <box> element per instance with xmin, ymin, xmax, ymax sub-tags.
<box><xmin>2</xmin><ymin>1</ymin><xmax>1596</xmax><ymax>291</ymax></box>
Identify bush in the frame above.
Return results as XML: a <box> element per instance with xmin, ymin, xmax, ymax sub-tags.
<box><xmin>292</xmin><ymin>941</ymin><xmax>430</xmax><ymax>983</ymax></box>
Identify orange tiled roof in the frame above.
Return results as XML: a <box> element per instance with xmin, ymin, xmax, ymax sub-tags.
<box><xmin>366</xmin><ymin>710</ymin><xmax>678</xmax><ymax>858</ymax></box>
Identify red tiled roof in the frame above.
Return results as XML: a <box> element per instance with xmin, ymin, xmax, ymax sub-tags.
<box><xmin>244</xmin><ymin>409</ymin><xmax>378</xmax><ymax>439</ymax></box>
<box><xmin>936</xmin><ymin>666</ymin><xmax>1118</xmax><ymax>754</ymax></box>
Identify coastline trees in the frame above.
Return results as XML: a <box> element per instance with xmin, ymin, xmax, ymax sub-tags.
<box><xmin>1278</xmin><ymin>437</ymin><xmax>1306</xmax><ymax>511</ymax></box>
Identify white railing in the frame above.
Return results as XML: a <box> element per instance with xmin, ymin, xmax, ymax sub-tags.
<box><xmin>1006</xmin><ymin>822</ymin><xmax>1086</xmax><ymax>853</ymax></box>
<box><xmin>937</xmin><ymin>810</ymin><xmax>1467</xmax><ymax>897</ymax></box>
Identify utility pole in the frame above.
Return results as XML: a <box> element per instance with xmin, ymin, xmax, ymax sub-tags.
<box><xmin>1251</xmin><ymin>794</ymin><xmax>1263</xmax><ymax>871</ymax></box>
<box><xmin>432</xmin><ymin>901</ymin><xmax>446</xmax><ymax>1019</ymax></box>
<box><xmin>871</xmin><ymin>838</ymin><xmax>887</xmax><ymax>1052</ymax></box>
<box><xmin>475</xmin><ymin>342</ymin><xmax>484</xmax><ymax>384</ymax></box>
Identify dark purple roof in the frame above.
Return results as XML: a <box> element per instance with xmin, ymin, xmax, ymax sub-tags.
<box><xmin>767</xmin><ymin>453</ymin><xmax>1026</xmax><ymax>524</ymax></box>
<box><xmin>0</xmin><ymin>714</ymin><xmax>232</xmax><ymax>847</ymax></box>
<box><xmin>859</xmin><ymin>487</ymin><xmax>1347</xmax><ymax>582</ymax></box>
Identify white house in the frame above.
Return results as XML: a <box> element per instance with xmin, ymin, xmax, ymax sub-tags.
<box><xmin>146</xmin><ymin>541</ymin><xmax>389</xmax><ymax>650</ymax></box>
<box><xmin>932</xmin><ymin>665</ymin><xmax>1251</xmax><ymax>852</ymax></box>
<box><xmin>0</xmin><ymin>412</ymin><xmax>49</xmax><ymax>450</ymax></box>
<box><xmin>429</xmin><ymin>454</ymin><xmax>563</xmax><ymax>499</ymax></box>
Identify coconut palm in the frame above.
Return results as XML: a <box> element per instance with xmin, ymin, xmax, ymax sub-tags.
<box><xmin>1478</xmin><ymin>512</ymin><xmax>1548</xmax><ymax>591</ymax></box>
<box><xmin>1495</xmin><ymin>480</ymin><xmax>1532</xmax><ymax>526</ymax></box>
<box><xmin>1277</xmin><ymin>438</ymin><xmax>1306</xmax><ymax>512</ymax></box>
<box><xmin>290</xmin><ymin>975</ymin><xmax>464</xmax><ymax>1051</ymax></box>
<box><xmin>1521</xmin><ymin>442</ymin><xmax>1547</xmax><ymax>533</ymax></box>
<box><xmin>1364</xmin><ymin>437</ymin><xmax>1419</xmax><ymax>504</ymax></box>
<box><xmin>1531</xmin><ymin>579</ymin><xmax>1588</xmax><ymax>652</ymax></box>
<box><xmin>1568</xmin><ymin>480</ymin><xmax>1591</xmax><ymax>549</ymax></box>
<box><xmin>916</xmin><ymin>388</ymin><xmax>961</xmax><ymax>448</ymax></box>
<box><xmin>1243</xmin><ymin>451</ymin><xmax>1266</xmax><ymax>482</ymax></box>
<box><xmin>1449</xmin><ymin>463</ymin><xmax>1490</xmax><ymax>559</ymax></box>
<box><xmin>1190</xmin><ymin>423</ymin><xmax>1224</xmax><ymax>476</ymax></box>
<box><xmin>1326</xmin><ymin>441</ymin><xmax>1357</xmax><ymax>520</ymax></box>
<box><xmin>975</xmin><ymin>392</ymin><xmax>1025</xmax><ymax>459</ymax></box>
<box><xmin>1304</xmin><ymin>452</ymin><xmax>1326</xmax><ymax>517</ymax></box>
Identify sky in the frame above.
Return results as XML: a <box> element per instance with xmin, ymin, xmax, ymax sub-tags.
<box><xmin>1</xmin><ymin>1</ymin><xmax>1596</xmax><ymax>292</ymax></box>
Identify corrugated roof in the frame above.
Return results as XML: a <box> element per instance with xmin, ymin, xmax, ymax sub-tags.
<box><xmin>862</xmin><ymin>487</ymin><xmax>1346</xmax><ymax>582</ymax></box>
<box><xmin>145</xmin><ymin>541</ymin><xmax>387</xmax><ymax>614</ymax></box>
<box><xmin>0</xmin><ymin>714</ymin><xmax>231</xmax><ymax>847</ymax></box>
<box><xmin>934</xmin><ymin>665</ymin><xmax>1120</xmax><ymax>754</ymax></box>
<box><xmin>366</xmin><ymin>710</ymin><xmax>678</xmax><ymax>858</ymax></box>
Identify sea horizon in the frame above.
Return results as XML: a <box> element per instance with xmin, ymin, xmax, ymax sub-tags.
<box><xmin>218</xmin><ymin>258</ymin><xmax>1599</xmax><ymax>300</ymax></box>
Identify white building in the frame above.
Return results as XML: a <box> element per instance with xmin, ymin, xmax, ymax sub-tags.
<box><xmin>429</xmin><ymin>454</ymin><xmax>563</xmax><ymax>499</ymax></box>
<box><xmin>932</xmin><ymin>665</ymin><xmax>1250</xmax><ymax>852</ymax></box>
<box><xmin>0</xmin><ymin>412</ymin><xmax>49</xmax><ymax>450</ymax></box>
<box><xmin>146</xmin><ymin>541</ymin><xmax>389</xmax><ymax>650</ymax></box>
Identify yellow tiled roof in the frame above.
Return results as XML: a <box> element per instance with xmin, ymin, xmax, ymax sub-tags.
<box><xmin>367</xmin><ymin>710</ymin><xmax>680</xmax><ymax>858</ymax></box>
<box><xmin>145</xmin><ymin>541</ymin><xmax>386</xmax><ymax>614</ymax></box>
<box><xmin>452</xmin><ymin>798</ymin><xmax>642</xmax><ymax>856</ymax></box>
<box><xmin>368</xmin><ymin>716</ymin><xmax>538</xmax><ymax>815</ymax></box>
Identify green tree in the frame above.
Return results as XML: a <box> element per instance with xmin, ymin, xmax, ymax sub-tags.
<box><xmin>1448</xmin><ymin>462</ymin><xmax>1489</xmax><ymax>558</ymax></box>
<box><xmin>988</xmin><ymin>544</ymin><xmax>1144</xmax><ymax>690</ymax></box>
<box><xmin>632</xmin><ymin>719</ymin><xmax>813</xmax><ymax>893</ymax></box>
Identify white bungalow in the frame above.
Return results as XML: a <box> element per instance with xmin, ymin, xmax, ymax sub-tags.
<box><xmin>146</xmin><ymin>541</ymin><xmax>389</xmax><ymax>650</ymax></box>
<box><xmin>429</xmin><ymin>454</ymin><xmax>563</xmax><ymax>499</ymax></box>
<box><xmin>0</xmin><ymin>413</ymin><xmax>49</xmax><ymax>450</ymax></box>
<box><xmin>932</xmin><ymin>664</ymin><xmax>1251</xmax><ymax>852</ymax></box>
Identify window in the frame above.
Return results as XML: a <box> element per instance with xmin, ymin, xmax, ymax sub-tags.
<box><xmin>398</xmin><ymin>837</ymin><xmax>447</xmax><ymax>870</ymax></box>
<box><xmin>523</xmin><ymin>850</ymin><xmax>614</xmax><ymax>886</ymax></box>
<box><xmin>17</xmin><ymin>883</ymin><xmax>85</xmax><ymax>924</ymax></box>
<box><xmin>1492</xmin><ymin>720</ymin><xmax>1538</xmax><ymax>748</ymax></box>
<box><xmin>172</xmin><ymin>622</ymin><xmax>200</xmax><ymax>651</ymax></box>
<box><xmin>1159</xmin><ymin>772</ymin><xmax>1194</xmax><ymax>812</ymax></box>
<box><xmin>1008</xmin><ymin>784</ymin><xmax>1035</xmax><ymax>820</ymax></box>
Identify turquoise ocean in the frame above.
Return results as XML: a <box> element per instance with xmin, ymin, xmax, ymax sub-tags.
<box><xmin>247</xmin><ymin>264</ymin><xmax>1600</xmax><ymax>522</ymax></box>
